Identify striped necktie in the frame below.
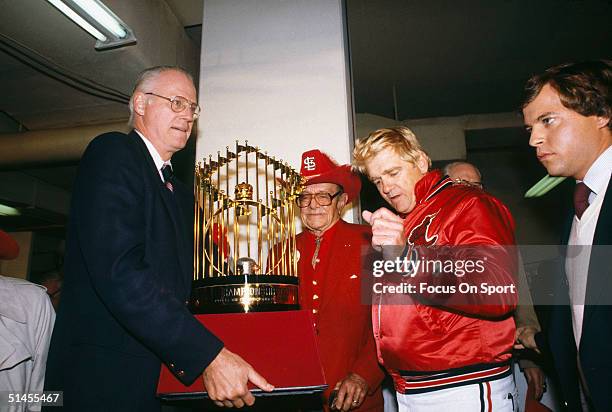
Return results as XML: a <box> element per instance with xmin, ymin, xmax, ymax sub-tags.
<box><xmin>161</xmin><ymin>164</ymin><xmax>174</xmax><ymax>192</ymax></box>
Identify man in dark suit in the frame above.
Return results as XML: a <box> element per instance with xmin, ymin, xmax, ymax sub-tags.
<box><xmin>45</xmin><ymin>66</ymin><xmax>272</xmax><ymax>411</ymax></box>
<box><xmin>522</xmin><ymin>60</ymin><xmax>611</xmax><ymax>411</ymax></box>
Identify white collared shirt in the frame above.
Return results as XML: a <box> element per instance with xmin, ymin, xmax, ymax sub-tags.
<box><xmin>134</xmin><ymin>129</ymin><xmax>172</xmax><ymax>182</ymax></box>
<box><xmin>582</xmin><ymin>145</ymin><xmax>612</xmax><ymax>204</ymax></box>
<box><xmin>567</xmin><ymin>144</ymin><xmax>612</xmax><ymax>346</ymax></box>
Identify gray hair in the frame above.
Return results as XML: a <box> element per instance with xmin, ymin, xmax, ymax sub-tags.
<box><xmin>128</xmin><ymin>66</ymin><xmax>195</xmax><ymax>127</ymax></box>
<box><xmin>443</xmin><ymin>161</ymin><xmax>482</xmax><ymax>180</ymax></box>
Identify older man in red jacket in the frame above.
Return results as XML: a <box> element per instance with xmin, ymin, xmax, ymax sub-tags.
<box><xmin>295</xmin><ymin>150</ymin><xmax>384</xmax><ymax>412</ymax></box>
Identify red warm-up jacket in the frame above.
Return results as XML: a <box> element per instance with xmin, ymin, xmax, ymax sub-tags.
<box><xmin>373</xmin><ymin>170</ymin><xmax>517</xmax><ymax>391</ymax></box>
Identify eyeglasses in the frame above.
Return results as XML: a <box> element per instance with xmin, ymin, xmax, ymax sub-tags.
<box><xmin>145</xmin><ymin>92</ymin><xmax>201</xmax><ymax>119</ymax></box>
<box><xmin>452</xmin><ymin>178</ymin><xmax>483</xmax><ymax>189</ymax></box>
<box><xmin>296</xmin><ymin>191</ymin><xmax>342</xmax><ymax>208</ymax></box>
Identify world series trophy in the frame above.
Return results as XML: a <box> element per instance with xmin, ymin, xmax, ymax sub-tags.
<box><xmin>157</xmin><ymin>142</ymin><xmax>327</xmax><ymax>399</ymax></box>
<box><xmin>191</xmin><ymin>141</ymin><xmax>304</xmax><ymax>313</ymax></box>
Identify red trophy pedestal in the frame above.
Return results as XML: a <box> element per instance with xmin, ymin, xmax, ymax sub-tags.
<box><xmin>157</xmin><ymin>310</ymin><xmax>327</xmax><ymax>400</ymax></box>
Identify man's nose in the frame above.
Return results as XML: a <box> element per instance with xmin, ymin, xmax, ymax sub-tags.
<box><xmin>529</xmin><ymin>130</ymin><xmax>542</xmax><ymax>147</ymax></box>
<box><xmin>381</xmin><ymin>180</ymin><xmax>391</xmax><ymax>194</ymax></box>
<box><xmin>179</xmin><ymin>110</ymin><xmax>195</xmax><ymax>122</ymax></box>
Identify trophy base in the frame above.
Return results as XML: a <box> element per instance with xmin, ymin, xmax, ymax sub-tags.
<box><xmin>157</xmin><ymin>311</ymin><xmax>327</xmax><ymax>398</ymax></box>
<box><xmin>190</xmin><ymin>275</ymin><xmax>299</xmax><ymax>314</ymax></box>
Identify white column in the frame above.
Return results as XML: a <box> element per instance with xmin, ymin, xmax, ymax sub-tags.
<box><xmin>197</xmin><ymin>0</ymin><xmax>354</xmax><ymax>174</ymax></box>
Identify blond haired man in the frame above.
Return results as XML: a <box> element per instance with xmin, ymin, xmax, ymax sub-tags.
<box><xmin>354</xmin><ymin>127</ymin><xmax>518</xmax><ymax>411</ymax></box>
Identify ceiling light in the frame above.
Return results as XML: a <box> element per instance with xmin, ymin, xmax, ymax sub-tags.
<box><xmin>72</xmin><ymin>0</ymin><xmax>127</xmax><ymax>38</ymax></box>
<box><xmin>45</xmin><ymin>0</ymin><xmax>136</xmax><ymax>50</ymax></box>
<box><xmin>46</xmin><ymin>0</ymin><xmax>107</xmax><ymax>41</ymax></box>
<box><xmin>0</xmin><ymin>204</ymin><xmax>21</xmax><ymax>216</ymax></box>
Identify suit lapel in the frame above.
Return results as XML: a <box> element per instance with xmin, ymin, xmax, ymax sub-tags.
<box><xmin>130</xmin><ymin>131</ymin><xmax>191</xmax><ymax>295</ymax></box>
<box><xmin>581</xmin><ymin>178</ymin><xmax>612</xmax><ymax>336</ymax></box>
<box><xmin>591</xmin><ymin>176</ymin><xmax>612</xmax><ymax>246</ymax></box>
<box><xmin>172</xmin><ymin>181</ymin><xmax>194</xmax><ymax>294</ymax></box>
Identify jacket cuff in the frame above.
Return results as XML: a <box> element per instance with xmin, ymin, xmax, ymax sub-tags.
<box><xmin>352</xmin><ymin>362</ymin><xmax>385</xmax><ymax>394</ymax></box>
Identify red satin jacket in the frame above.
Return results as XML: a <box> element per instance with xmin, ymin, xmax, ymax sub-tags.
<box><xmin>373</xmin><ymin>170</ymin><xmax>517</xmax><ymax>389</ymax></box>
<box><xmin>298</xmin><ymin>220</ymin><xmax>384</xmax><ymax>411</ymax></box>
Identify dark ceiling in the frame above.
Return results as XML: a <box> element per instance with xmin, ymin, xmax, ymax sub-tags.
<box><xmin>1</xmin><ymin>1</ymin><xmax>610</xmax><ymax>130</ymax></box>
<box><xmin>347</xmin><ymin>0</ymin><xmax>612</xmax><ymax>120</ymax></box>
<box><xmin>1</xmin><ymin>0</ymin><xmax>611</xmax><ymax>232</ymax></box>
<box><xmin>0</xmin><ymin>0</ymin><xmax>609</xmax><ymax>275</ymax></box>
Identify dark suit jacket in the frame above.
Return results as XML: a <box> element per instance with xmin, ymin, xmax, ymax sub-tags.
<box><xmin>44</xmin><ymin>131</ymin><xmax>223</xmax><ymax>411</ymax></box>
<box><xmin>539</xmin><ymin>177</ymin><xmax>612</xmax><ymax>411</ymax></box>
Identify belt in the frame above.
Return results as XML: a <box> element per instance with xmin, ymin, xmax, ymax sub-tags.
<box><xmin>393</xmin><ymin>362</ymin><xmax>512</xmax><ymax>394</ymax></box>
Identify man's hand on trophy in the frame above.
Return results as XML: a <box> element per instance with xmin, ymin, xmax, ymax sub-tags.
<box><xmin>331</xmin><ymin>372</ymin><xmax>368</xmax><ymax>411</ymax></box>
<box><xmin>362</xmin><ymin>208</ymin><xmax>406</xmax><ymax>259</ymax></box>
<box><xmin>202</xmin><ymin>347</ymin><xmax>274</xmax><ymax>408</ymax></box>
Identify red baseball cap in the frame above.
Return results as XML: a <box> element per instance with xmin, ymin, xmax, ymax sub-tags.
<box><xmin>300</xmin><ymin>150</ymin><xmax>361</xmax><ymax>203</ymax></box>
<box><xmin>0</xmin><ymin>229</ymin><xmax>19</xmax><ymax>260</ymax></box>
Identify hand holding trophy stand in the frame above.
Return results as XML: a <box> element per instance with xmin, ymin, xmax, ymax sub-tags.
<box><xmin>157</xmin><ymin>141</ymin><xmax>327</xmax><ymax>401</ymax></box>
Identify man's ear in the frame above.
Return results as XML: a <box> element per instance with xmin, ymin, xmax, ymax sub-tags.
<box><xmin>336</xmin><ymin>192</ymin><xmax>349</xmax><ymax>212</ymax></box>
<box><xmin>133</xmin><ymin>93</ymin><xmax>147</xmax><ymax>116</ymax></box>
<box><xmin>415</xmin><ymin>151</ymin><xmax>430</xmax><ymax>174</ymax></box>
<box><xmin>596</xmin><ymin>115</ymin><xmax>610</xmax><ymax>130</ymax></box>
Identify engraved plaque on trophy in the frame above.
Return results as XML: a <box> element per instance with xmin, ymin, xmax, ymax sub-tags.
<box><xmin>191</xmin><ymin>141</ymin><xmax>303</xmax><ymax>313</ymax></box>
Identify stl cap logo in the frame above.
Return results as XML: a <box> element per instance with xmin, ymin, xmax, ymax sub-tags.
<box><xmin>303</xmin><ymin>156</ymin><xmax>316</xmax><ymax>171</ymax></box>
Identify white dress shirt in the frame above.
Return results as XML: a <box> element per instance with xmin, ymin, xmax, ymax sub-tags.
<box><xmin>567</xmin><ymin>145</ymin><xmax>612</xmax><ymax>345</ymax></box>
<box><xmin>566</xmin><ymin>145</ymin><xmax>611</xmax><ymax>411</ymax></box>
<box><xmin>135</xmin><ymin>130</ymin><xmax>172</xmax><ymax>182</ymax></box>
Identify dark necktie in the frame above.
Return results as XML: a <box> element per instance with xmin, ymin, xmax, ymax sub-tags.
<box><xmin>573</xmin><ymin>182</ymin><xmax>591</xmax><ymax>219</ymax></box>
<box><xmin>161</xmin><ymin>164</ymin><xmax>174</xmax><ymax>192</ymax></box>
